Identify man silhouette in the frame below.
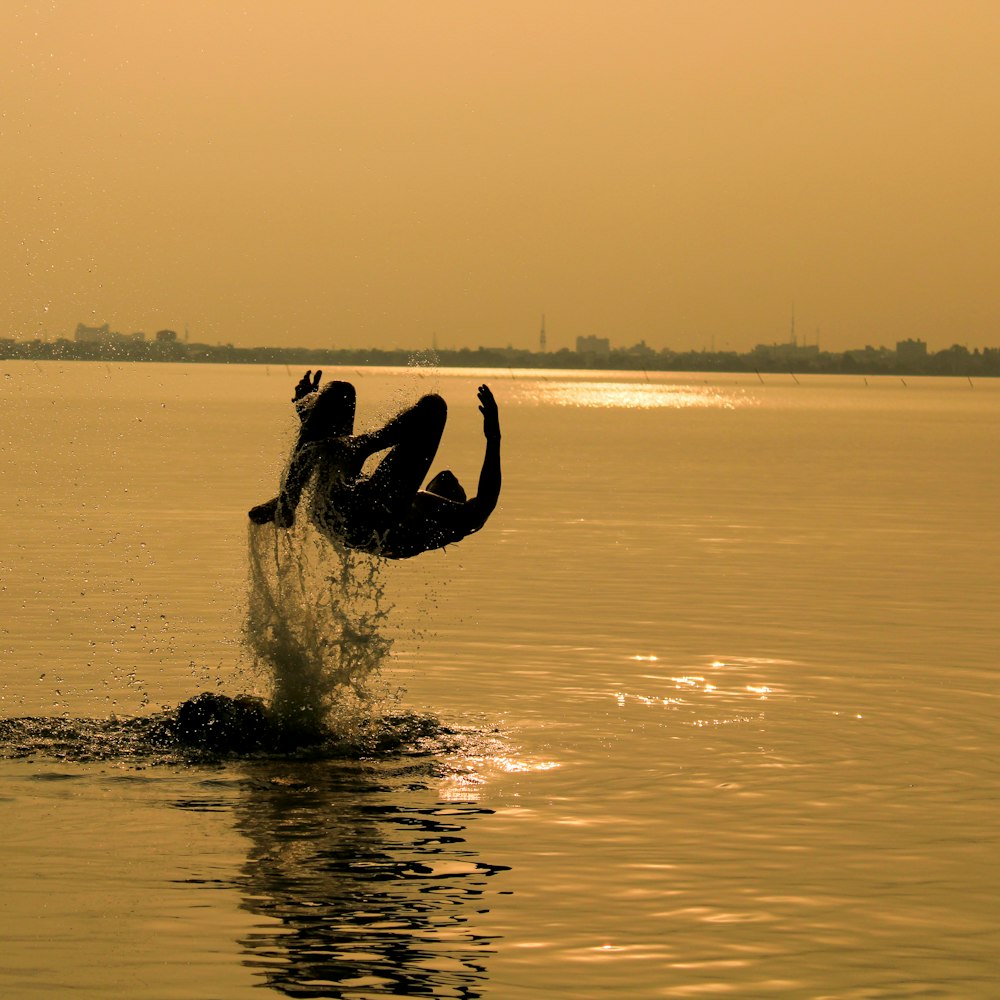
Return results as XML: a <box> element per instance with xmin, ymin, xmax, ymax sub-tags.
<box><xmin>249</xmin><ymin>371</ymin><xmax>501</xmax><ymax>559</ymax></box>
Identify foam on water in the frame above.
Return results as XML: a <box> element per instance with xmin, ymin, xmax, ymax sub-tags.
<box><xmin>0</xmin><ymin>699</ymin><xmax>460</xmax><ymax>764</ymax></box>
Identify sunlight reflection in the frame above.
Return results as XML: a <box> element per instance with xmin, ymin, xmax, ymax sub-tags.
<box><xmin>614</xmin><ymin>654</ymin><xmax>790</xmax><ymax>727</ymax></box>
<box><xmin>568</xmin><ymin>941</ymin><xmax>675</xmax><ymax>963</ymax></box>
<box><xmin>494</xmin><ymin>756</ymin><xmax>560</xmax><ymax>774</ymax></box>
<box><xmin>437</xmin><ymin>771</ymin><xmax>486</xmax><ymax>803</ymax></box>
<box><xmin>437</xmin><ymin>752</ymin><xmax>560</xmax><ymax>802</ymax></box>
<box><xmin>520</xmin><ymin>381</ymin><xmax>749</xmax><ymax>409</ymax></box>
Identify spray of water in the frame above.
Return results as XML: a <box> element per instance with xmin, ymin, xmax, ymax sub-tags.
<box><xmin>244</xmin><ymin>508</ymin><xmax>395</xmax><ymax>742</ymax></box>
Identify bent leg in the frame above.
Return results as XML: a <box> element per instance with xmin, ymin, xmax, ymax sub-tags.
<box><xmin>299</xmin><ymin>380</ymin><xmax>356</xmax><ymax>442</ymax></box>
<box><xmin>361</xmin><ymin>394</ymin><xmax>447</xmax><ymax>518</ymax></box>
<box><xmin>265</xmin><ymin>393</ymin><xmax>447</xmax><ymax>537</ymax></box>
<box><xmin>250</xmin><ymin>381</ymin><xmax>358</xmax><ymax>527</ymax></box>
<box><xmin>280</xmin><ymin>382</ymin><xmax>358</xmax><ymax>522</ymax></box>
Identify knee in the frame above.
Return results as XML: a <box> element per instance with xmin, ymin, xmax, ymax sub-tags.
<box><xmin>308</xmin><ymin>381</ymin><xmax>356</xmax><ymax>436</ymax></box>
<box><xmin>416</xmin><ymin>393</ymin><xmax>446</xmax><ymax>413</ymax></box>
<box><xmin>415</xmin><ymin>393</ymin><xmax>447</xmax><ymax>424</ymax></box>
<box><xmin>320</xmin><ymin>381</ymin><xmax>356</xmax><ymax>407</ymax></box>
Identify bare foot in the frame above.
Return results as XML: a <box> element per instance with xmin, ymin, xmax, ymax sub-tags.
<box><xmin>292</xmin><ymin>369</ymin><xmax>322</xmax><ymax>402</ymax></box>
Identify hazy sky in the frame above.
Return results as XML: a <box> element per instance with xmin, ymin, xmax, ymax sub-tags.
<box><xmin>4</xmin><ymin>1</ymin><xmax>1000</xmax><ymax>352</ymax></box>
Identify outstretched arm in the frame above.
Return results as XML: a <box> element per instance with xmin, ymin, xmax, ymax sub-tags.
<box><xmin>467</xmin><ymin>385</ymin><xmax>501</xmax><ymax>526</ymax></box>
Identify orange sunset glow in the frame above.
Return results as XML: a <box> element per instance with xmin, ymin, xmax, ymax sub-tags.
<box><xmin>5</xmin><ymin>1</ymin><xmax>1000</xmax><ymax>352</ymax></box>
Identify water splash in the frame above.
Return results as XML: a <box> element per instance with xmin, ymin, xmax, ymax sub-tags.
<box><xmin>244</xmin><ymin>514</ymin><xmax>394</xmax><ymax>741</ymax></box>
<box><xmin>0</xmin><ymin>698</ymin><xmax>453</xmax><ymax>764</ymax></box>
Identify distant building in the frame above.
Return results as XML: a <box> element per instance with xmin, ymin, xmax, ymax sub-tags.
<box><xmin>896</xmin><ymin>338</ymin><xmax>927</xmax><ymax>363</ymax></box>
<box><xmin>156</xmin><ymin>329</ymin><xmax>178</xmax><ymax>343</ymax></box>
<box><xmin>751</xmin><ymin>340</ymin><xmax>820</xmax><ymax>363</ymax></box>
<box><xmin>624</xmin><ymin>339</ymin><xmax>656</xmax><ymax>358</ymax></box>
<box><xmin>844</xmin><ymin>345</ymin><xmax>892</xmax><ymax>364</ymax></box>
<box><xmin>576</xmin><ymin>335</ymin><xmax>610</xmax><ymax>354</ymax></box>
<box><xmin>74</xmin><ymin>322</ymin><xmax>144</xmax><ymax>344</ymax></box>
<box><xmin>74</xmin><ymin>322</ymin><xmax>113</xmax><ymax>343</ymax></box>
<box><xmin>480</xmin><ymin>345</ymin><xmax>524</xmax><ymax>361</ymax></box>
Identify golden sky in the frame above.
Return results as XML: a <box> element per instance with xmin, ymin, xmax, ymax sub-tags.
<box><xmin>4</xmin><ymin>1</ymin><xmax>1000</xmax><ymax>352</ymax></box>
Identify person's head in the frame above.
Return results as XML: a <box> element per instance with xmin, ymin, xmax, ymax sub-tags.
<box><xmin>426</xmin><ymin>469</ymin><xmax>466</xmax><ymax>503</ymax></box>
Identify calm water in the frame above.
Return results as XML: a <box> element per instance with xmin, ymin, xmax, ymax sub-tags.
<box><xmin>1</xmin><ymin>362</ymin><xmax>998</xmax><ymax>998</ymax></box>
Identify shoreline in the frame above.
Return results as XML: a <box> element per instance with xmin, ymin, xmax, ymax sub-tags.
<box><xmin>3</xmin><ymin>340</ymin><xmax>998</xmax><ymax>378</ymax></box>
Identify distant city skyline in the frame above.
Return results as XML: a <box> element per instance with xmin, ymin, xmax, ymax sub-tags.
<box><xmin>5</xmin><ymin>3</ymin><xmax>1000</xmax><ymax>354</ymax></box>
<box><xmin>9</xmin><ymin>315</ymin><xmax>1000</xmax><ymax>358</ymax></box>
<box><xmin>6</xmin><ymin>320</ymin><xmax>1000</xmax><ymax>380</ymax></box>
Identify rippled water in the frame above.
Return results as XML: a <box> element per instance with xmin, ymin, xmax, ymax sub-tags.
<box><xmin>2</xmin><ymin>362</ymin><xmax>998</xmax><ymax>997</ymax></box>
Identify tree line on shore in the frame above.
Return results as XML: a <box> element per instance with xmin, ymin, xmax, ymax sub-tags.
<box><xmin>3</xmin><ymin>335</ymin><xmax>999</xmax><ymax>377</ymax></box>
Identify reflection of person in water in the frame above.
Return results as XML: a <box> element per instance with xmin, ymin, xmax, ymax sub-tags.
<box><xmin>227</xmin><ymin>758</ymin><xmax>506</xmax><ymax>997</ymax></box>
<box><xmin>249</xmin><ymin>370</ymin><xmax>502</xmax><ymax>559</ymax></box>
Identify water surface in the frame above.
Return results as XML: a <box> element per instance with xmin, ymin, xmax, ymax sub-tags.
<box><xmin>2</xmin><ymin>363</ymin><xmax>998</xmax><ymax>997</ymax></box>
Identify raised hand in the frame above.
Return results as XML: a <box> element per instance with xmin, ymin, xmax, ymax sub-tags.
<box><xmin>292</xmin><ymin>369</ymin><xmax>323</xmax><ymax>402</ymax></box>
<box><xmin>477</xmin><ymin>384</ymin><xmax>500</xmax><ymax>443</ymax></box>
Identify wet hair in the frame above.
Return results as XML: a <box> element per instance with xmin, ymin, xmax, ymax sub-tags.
<box><xmin>426</xmin><ymin>470</ymin><xmax>466</xmax><ymax>503</ymax></box>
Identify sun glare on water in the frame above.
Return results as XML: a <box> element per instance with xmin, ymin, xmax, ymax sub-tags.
<box><xmin>520</xmin><ymin>381</ymin><xmax>750</xmax><ymax>410</ymax></box>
